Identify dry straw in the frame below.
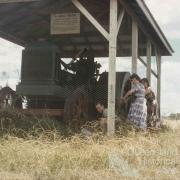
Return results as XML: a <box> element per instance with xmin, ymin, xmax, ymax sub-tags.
<box><xmin>0</xmin><ymin>109</ymin><xmax>179</xmax><ymax>180</ymax></box>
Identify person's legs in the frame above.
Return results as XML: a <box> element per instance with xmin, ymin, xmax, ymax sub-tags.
<box><xmin>99</xmin><ymin>118</ymin><xmax>107</xmax><ymax>133</ymax></box>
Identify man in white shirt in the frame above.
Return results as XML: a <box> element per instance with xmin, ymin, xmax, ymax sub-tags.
<box><xmin>95</xmin><ymin>102</ymin><xmax>108</xmax><ymax>132</ymax></box>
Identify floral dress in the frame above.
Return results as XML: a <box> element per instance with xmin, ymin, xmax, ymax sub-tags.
<box><xmin>128</xmin><ymin>83</ymin><xmax>147</xmax><ymax>129</ymax></box>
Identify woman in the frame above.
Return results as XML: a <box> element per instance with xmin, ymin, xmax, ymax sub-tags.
<box><xmin>122</xmin><ymin>74</ymin><xmax>147</xmax><ymax>130</ymax></box>
<box><xmin>141</xmin><ymin>78</ymin><xmax>157</xmax><ymax>128</ymax></box>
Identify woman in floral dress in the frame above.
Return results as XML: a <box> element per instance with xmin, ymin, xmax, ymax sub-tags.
<box><xmin>122</xmin><ymin>74</ymin><xmax>147</xmax><ymax>130</ymax></box>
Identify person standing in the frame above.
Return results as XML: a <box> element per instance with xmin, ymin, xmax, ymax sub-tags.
<box><xmin>122</xmin><ymin>74</ymin><xmax>147</xmax><ymax>130</ymax></box>
<box><xmin>141</xmin><ymin>78</ymin><xmax>157</xmax><ymax>128</ymax></box>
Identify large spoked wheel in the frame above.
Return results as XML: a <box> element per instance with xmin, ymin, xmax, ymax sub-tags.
<box><xmin>116</xmin><ymin>73</ymin><xmax>131</xmax><ymax>120</ymax></box>
<box><xmin>64</xmin><ymin>87</ymin><xmax>89</xmax><ymax>131</ymax></box>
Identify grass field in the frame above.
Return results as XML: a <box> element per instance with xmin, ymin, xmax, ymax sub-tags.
<box><xmin>0</xmin><ymin>110</ymin><xmax>179</xmax><ymax>180</ymax></box>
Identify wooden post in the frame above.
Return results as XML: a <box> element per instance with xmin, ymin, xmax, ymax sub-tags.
<box><xmin>138</xmin><ymin>56</ymin><xmax>157</xmax><ymax>78</ymax></box>
<box><xmin>156</xmin><ymin>50</ymin><xmax>161</xmax><ymax>118</ymax></box>
<box><xmin>107</xmin><ymin>0</ymin><xmax>118</xmax><ymax>136</ymax></box>
<box><xmin>132</xmin><ymin>19</ymin><xmax>138</xmax><ymax>73</ymax></box>
<box><xmin>146</xmin><ymin>40</ymin><xmax>152</xmax><ymax>84</ymax></box>
<box><xmin>117</xmin><ymin>8</ymin><xmax>125</xmax><ymax>37</ymax></box>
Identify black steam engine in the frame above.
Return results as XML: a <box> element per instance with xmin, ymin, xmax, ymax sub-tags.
<box><xmin>17</xmin><ymin>42</ymin><xmax>131</xmax><ymax>124</ymax></box>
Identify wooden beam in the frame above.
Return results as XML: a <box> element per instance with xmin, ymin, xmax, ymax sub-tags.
<box><xmin>138</xmin><ymin>56</ymin><xmax>158</xmax><ymax>78</ymax></box>
<box><xmin>117</xmin><ymin>8</ymin><xmax>125</xmax><ymax>36</ymax></box>
<box><xmin>156</xmin><ymin>50</ymin><xmax>161</xmax><ymax>118</ymax></box>
<box><xmin>107</xmin><ymin>0</ymin><xmax>118</xmax><ymax>136</ymax></box>
<box><xmin>118</xmin><ymin>0</ymin><xmax>158</xmax><ymax>54</ymax></box>
<box><xmin>146</xmin><ymin>40</ymin><xmax>152</xmax><ymax>83</ymax></box>
<box><xmin>72</xmin><ymin>0</ymin><xmax>110</xmax><ymax>41</ymax></box>
<box><xmin>0</xmin><ymin>0</ymin><xmax>40</xmax><ymax>3</ymax></box>
<box><xmin>132</xmin><ymin>19</ymin><xmax>138</xmax><ymax>73</ymax></box>
<box><xmin>57</xmin><ymin>40</ymin><xmax>136</xmax><ymax>47</ymax></box>
<box><xmin>0</xmin><ymin>30</ymin><xmax>25</xmax><ymax>46</ymax></box>
<box><xmin>136</xmin><ymin>0</ymin><xmax>173</xmax><ymax>55</ymax></box>
<box><xmin>18</xmin><ymin>109</ymin><xmax>64</xmax><ymax>117</ymax></box>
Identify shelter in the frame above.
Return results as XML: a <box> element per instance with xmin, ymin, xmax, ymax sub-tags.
<box><xmin>0</xmin><ymin>0</ymin><xmax>174</xmax><ymax>135</ymax></box>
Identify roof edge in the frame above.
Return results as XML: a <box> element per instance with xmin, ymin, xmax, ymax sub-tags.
<box><xmin>136</xmin><ymin>0</ymin><xmax>174</xmax><ymax>55</ymax></box>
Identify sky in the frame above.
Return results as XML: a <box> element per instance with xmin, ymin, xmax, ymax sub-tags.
<box><xmin>0</xmin><ymin>0</ymin><xmax>179</xmax><ymax>115</ymax></box>
<box><xmin>145</xmin><ymin>0</ymin><xmax>180</xmax><ymax>115</ymax></box>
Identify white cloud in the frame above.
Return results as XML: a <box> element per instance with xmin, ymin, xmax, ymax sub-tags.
<box><xmin>145</xmin><ymin>0</ymin><xmax>180</xmax><ymax>39</ymax></box>
<box><xmin>0</xmin><ymin>38</ymin><xmax>23</xmax><ymax>89</ymax></box>
<box><xmin>144</xmin><ymin>0</ymin><xmax>180</xmax><ymax>114</ymax></box>
<box><xmin>161</xmin><ymin>61</ymin><xmax>180</xmax><ymax>114</ymax></box>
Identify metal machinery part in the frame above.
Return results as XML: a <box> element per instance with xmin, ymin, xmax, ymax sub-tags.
<box><xmin>63</xmin><ymin>87</ymin><xmax>90</xmax><ymax>131</ymax></box>
<box><xmin>16</xmin><ymin>42</ymin><xmax>131</xmax><ymax>125</ymax></box>
<box><xmin>96</xmin><ymin>72</ymin><xmax>131</xmax><ymax>118</ymax></box>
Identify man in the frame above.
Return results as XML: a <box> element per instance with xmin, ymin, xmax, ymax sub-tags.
<box><xmin>95</xmin><ymin>102</ymin><xmax>108</xmax><ymax>132</ymax></box>
<box><xmin>95</xmin><ymin>102</ymin><xmax>107</xmax><ymax>118</ymax></box>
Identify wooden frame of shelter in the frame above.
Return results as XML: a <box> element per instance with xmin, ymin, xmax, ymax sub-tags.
<box><xmin>0</xmin><ymin>0</ymin><xmax>174</xmax><ymax>135</ymax></box>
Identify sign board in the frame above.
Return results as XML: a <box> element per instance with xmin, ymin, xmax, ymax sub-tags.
<box><xmin>0</xmin><ymin>0</ymin><xmax>39</xmax><ymax>3</ymax></box>
<box><xmin>51</xmin><ymin>13</ymin><xmax>80</xmax><ymax>35</ymax></box>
